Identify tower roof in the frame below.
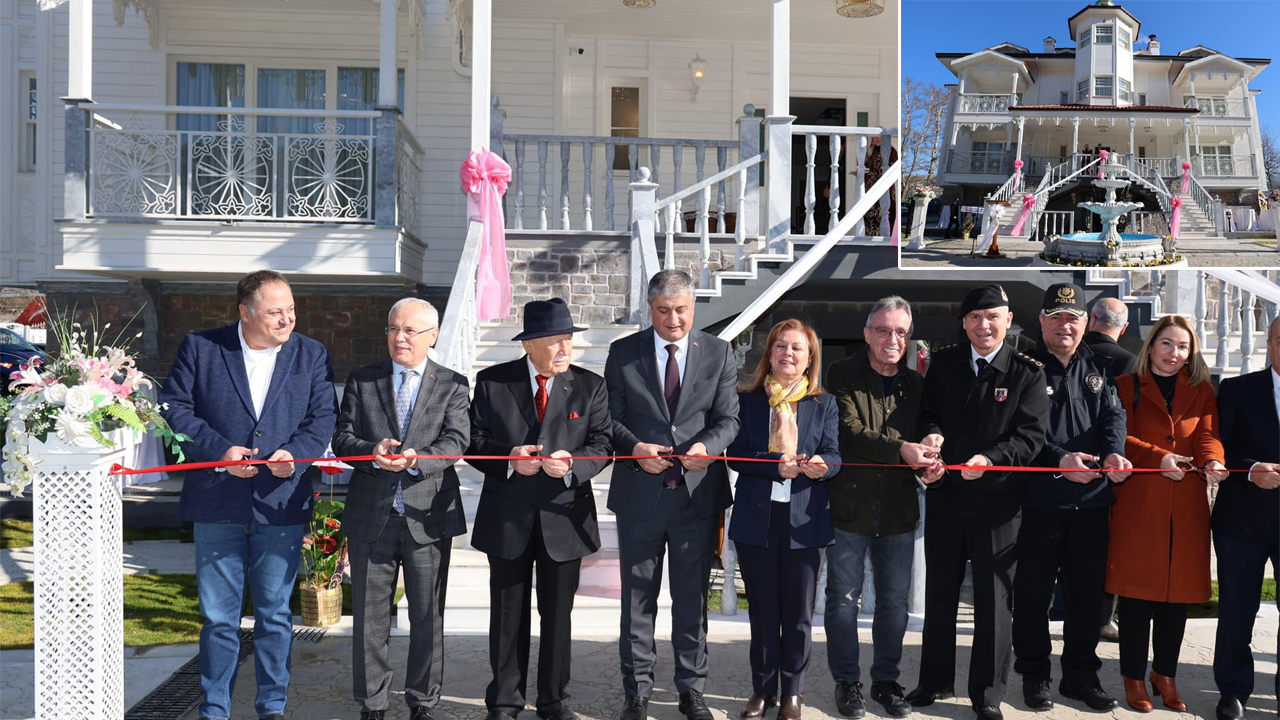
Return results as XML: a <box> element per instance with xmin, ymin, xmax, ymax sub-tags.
<box><xmin>1067</xmin><ymin>1</ymin><xmax>1141</xmax><ymax>40</ymax></box>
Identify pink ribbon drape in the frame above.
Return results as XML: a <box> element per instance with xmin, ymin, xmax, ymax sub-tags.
<box><xmin>1170</xmin><ymin>196</ymin><xmax>1183</xmax><ymax>238</ymax></box>
<box><xmin>1180</xmin><ymin>161</ymin><xmax>1192</xmax><ymax>194</ymax></box>
<box><xmin>460</xmin><ymin>149</ymin><xmax>513</xmax><ymax>322</ymax></box>
<box><xmin>1010</xmin><ymin>193</ymin><xmax>1036</xmax><ymax>236</ymax></box>
<box><xmin>1012</xmin><ymin>159</ymin><xmax>1024</xmax><ymax>193</ymax></box>
<box><xmin>891</xmin><ymin>207</ymin><xmax>901</xmax><ymax>244</ymax></box>
<box><xmin>1097</xmin><ymin>150</ymin><xmax>1109</xmax><ymax>178</ymax></box>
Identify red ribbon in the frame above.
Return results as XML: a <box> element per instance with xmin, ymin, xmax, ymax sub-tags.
<box><xmin>106</xmin><ymin>453</ymin><xmax>1244</xmax><ymax>477</ymax></box>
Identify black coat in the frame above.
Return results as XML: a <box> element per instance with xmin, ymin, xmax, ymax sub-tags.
<box><xmin>1083</xmin><ymin>331</ymin><xmax>1137</xmax><ymax>377</ymax></box>
<box><xmin>1024</xmin><ymin>343</ymin><xmax>1126</xmax><ymax>509</ymax></box>
<box><xmin>919</xmin><ymin>343</ymin><xmax>1049</xmax><ymax>518</ymax></box>
<box><xmin>468</xmin><ymin>358</ymin><xmax>613</xmax><ymax>562</ymax></box>
<box><xmin>1212</xmin><ymin>368</ymin><xmax>1280</xmax><ymax>544</ymax></box>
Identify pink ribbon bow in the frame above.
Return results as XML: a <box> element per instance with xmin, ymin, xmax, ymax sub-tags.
<box><xmin>1180</xmin><ymin>161</ymin><xmax>1192</xmax><ymax>194</ymax></box>
<box><xmin>1010</xmin><ymin>193</ymin><xmax>1036</xmax><ymax>236</ymax></box>
<box><xmin>1012</xmin><ymin>159</ymin><xmax>1024</xmax><ymax>192</ymax></box>
<box><xmin>460</xmin><ymin>149</ymin><xmax>514</xmax><ymax>322</ymax></box>
<box><xmin>1170</xmin><ymin>196</ymin><xmax>1183</xmax><ymax>238</ymax></box>
<box><xmin>1097</xmin><ymin>150</ymin><xmax>1109</xmax><ymax>179</ymax></box>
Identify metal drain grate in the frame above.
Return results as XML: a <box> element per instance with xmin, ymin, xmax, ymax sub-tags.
<box><xmin>292</xmin><ymin>626</ymin><xmax>328</xmax><ymax>644</ymax></box>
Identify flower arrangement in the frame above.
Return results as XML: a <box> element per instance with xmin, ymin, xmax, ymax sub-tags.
<box><xmin>962</xmin><ymin>216</ymin><xmax>976</xmax><ymax>235</ymax></box>
<box><xmin>1</xmin><ymin>314</ymin><xmax>188</xmax><ymax>496</ymax></box>
<box><xmin>300</xmin><ymin>492</ymin><xmax>347</xmax><ymax>591</ymax></box>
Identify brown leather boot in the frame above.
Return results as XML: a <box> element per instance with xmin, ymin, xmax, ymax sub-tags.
<box><xmin>1123</xmin><ymin>678</ymin><xmax>1154</xmax><ymax>713</ymax></box>
<box><xmin>1149</xmin><ymin>671</ymin><xmax>1187</xmax><ymax>711</ymax></box>
<box><xmin>778</xmin><ymin>695</ymin><xmax>803</xmax><ymax>720</ymax></box>
<box><xmin>739</xmin><ymin>694</ymin><xmax>777</xmax><ymax>720</ymax></box>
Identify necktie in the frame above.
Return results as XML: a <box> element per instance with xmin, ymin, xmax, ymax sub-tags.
<box><xmin>392</xmin><ymin>369</ymin><xmax>417</xmax><ymax>515</ymax></box>
<box><xmin>664</xmin><ymin>344</ymin><xmax>682</xmax><ymax>490</ymax></box>
<box><xmin>535</xmin><ymin>374</ymin><xmax>549</xmax><ymax>423</ymax></box>
<box><xmin>976</xmin><ymin>358</ymin><xmax>989</xmax><ymax>376</ymax></box>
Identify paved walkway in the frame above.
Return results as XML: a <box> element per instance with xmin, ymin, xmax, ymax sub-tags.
<box><xmin>899</xmin><ymin>237</ymin><xmax>1280</xmax><ymax>268</ymax></box>
<box><xmin>3</xmin><ymin>618</ymin><xmax>1273</xmax><ymax>720</ymax></box>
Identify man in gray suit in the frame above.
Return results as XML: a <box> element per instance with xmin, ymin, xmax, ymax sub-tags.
<box><xmin>333</xmin><ymin>298</ymin><xmax>470</xmax><ymax>720</ymax></box>
<box><xmin>604</xmin><ymin>269</ymin><xmax>742</xmax><ymax>720</ymax></box>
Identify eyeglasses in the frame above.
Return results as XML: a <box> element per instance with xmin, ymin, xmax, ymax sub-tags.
<box><xmin>870</xmin><ymin>326</ymin><xmax>910</xmax><ymax>340</ymax></box>
<box><xmin>386</xmin><ymin>325</ymin><xmax>437</xmax><ymax>340</ymax></box>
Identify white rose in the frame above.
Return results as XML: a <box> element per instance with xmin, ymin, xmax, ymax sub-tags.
<box><xmin>63</xmin><ymin>385</ymin><xmax>96</xmax><ymax>415</ymax></box>
<box><xmin>55</xmin><ymin>408</ymin><xmax>96</xmax><ymax>446</ymax></box>
<box><xmin>43</xmin><ymin>383</ymin><xmax>69</xmax><ymax>406</ymax></box>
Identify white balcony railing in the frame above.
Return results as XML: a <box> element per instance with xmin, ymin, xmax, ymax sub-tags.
<box><xmin>78</xmin><ymin>104</ymin><xmax>423</xmax><ymax>234</ymax></box>
<box><xmin>957</xmin><ymin>93</ymin><xmax>1017</xmax><ymax>114</ymax></box>
<box><xmin>946</xmin><ymin>150</ymin><xmax>1010</xmax><ymax>175</ymax></box>
<box><xmin>1195</xmin><ymin>154</ymin><xmax>1257</xmax><ymax>178</ymax></box>
<box><xmin>1188</xmin><ymin>97</ymin><xmax>1248</xmax><ymax>118</ymax></box>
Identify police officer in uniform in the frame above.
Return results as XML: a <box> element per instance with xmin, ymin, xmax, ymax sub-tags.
<box><xmin>906</xmin><ymin>284</ymin><xmax>1049</xmax><ymax>720</ymax></box>
<box><xmin>1012</xmin><ymin>284</ymin><xmax>1133</xmax><ymax>713</ymax></box>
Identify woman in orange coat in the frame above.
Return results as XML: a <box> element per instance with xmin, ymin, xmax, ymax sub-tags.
<box><xmin>1107</xmin><ymin>315</ymin><xmax>1228</xmax><ymax>713</ymax></box>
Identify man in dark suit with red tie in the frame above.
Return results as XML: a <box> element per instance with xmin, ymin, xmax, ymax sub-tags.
<box><xmin>468</xmin><ymin>298</ymin><xmax>614</xmax><ymax>720</ymax></box>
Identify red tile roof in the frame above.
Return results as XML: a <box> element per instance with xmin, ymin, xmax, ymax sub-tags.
<box><xmin>1009</xmin><ymin>104</ymin><xmax>1198</xmax><ymax>113</ymax></box>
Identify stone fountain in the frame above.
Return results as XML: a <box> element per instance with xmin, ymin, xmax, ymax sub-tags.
<box><xmin>1035</xmin><ymin>157</ymin><xmax>1186</xmax><ymax>267</ymax></box>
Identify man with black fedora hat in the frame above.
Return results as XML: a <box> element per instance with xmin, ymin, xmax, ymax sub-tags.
<box><xmin>907</xmin><ymin>284</ymin><xmax>1049</xmax><ymax>720</ymax></box>
<box><xmin>1013</xmin><ymin>283</ymin><xmax>1131</xmax><ymax>714</ymax></box>
<box><xmin>468</xmin><ymin>297</ymin><xmax>614</xmax><ymax>720</ymax></box>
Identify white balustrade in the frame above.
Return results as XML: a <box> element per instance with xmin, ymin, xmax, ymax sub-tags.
<box><xmin>956</xmin><ymin>93</ymin><xmax>1015</xmax><ymax>114</ymax></box>
<box><xmin>946</xmin><ymin>150</ymin><xmax>1010</xmax><ymax>175</ymax></box>
<box><xmin>1035</xmin><ymin>211</ymin><xmax>1074</xmax><ymax>239</ymax></box>
<box><xmin>1194</xmin><ymin>154</ymin><xmax>1257</xmax><ymax>178</ymax></box>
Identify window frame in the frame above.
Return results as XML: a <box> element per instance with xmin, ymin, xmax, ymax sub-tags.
<box><xmin>1078</xmin><ymin>78</ymin><xmax>1089</xmax><ymax>100</ymax></box>
<box><xmin>1095</xmin><ymin>76</ymin><xmax>1114</xmax><ymax>98</ymax></box>
<box><xmin>19</xmin><ymin>72</ymin><xmax>37</xmax><ymax>173</ymax></box>
<box><xmin>1060</xmin><ymin>91</ymin><xmax>1070</xmax><ymax>104</ymax></box>
<box><xmin>1078</xmin><ymin>31</ymin><xmax>1091</xmax><ymax>49</ymax></box>
<box><xmin>1119</xmin><ymin>78</ymin><xmax>1131</xmax><ymax>103</ymax></box>
<box><xmin>1119</xmin><ymin>27</ymin><xmax>1131</xmax><ymax>50</ymax></box>
<box><xmin>1095</xmin><ymin>25</ymin><xmax>1114</xmax><ymax>45</ymax></box>
<box><xmin>1138</xmin><ymin>93</ymin><xmax>1148</xmax><ymax>106</ymax></box>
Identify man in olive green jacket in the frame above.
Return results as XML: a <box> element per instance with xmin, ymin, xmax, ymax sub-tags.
<box><xmin>824</xmin><ymin>296</ymin><xmax>937</xmax><ymax>719</ymax></box>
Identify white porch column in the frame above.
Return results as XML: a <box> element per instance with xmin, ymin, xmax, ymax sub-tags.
<box><xmin>378</xmin><ymin>0</ymin><xmax>397</xmax><ymax>107</ymax></box>
<box><xmin>68</xmin><ymin>0</ymin><xmax>93</xmax><ymax>100</ymax></box>
<box><xmin>770</xmin><ymin>0</ymin><xmax>790</xmax><ymax>116</ymax></box>
<box><xmin>470</xmin><ymin>0</ymin><xmax>493</xmax><ymax>152</ymax></box>
<box><xmin>1128</xmin><ymin>117</ymin><xmax>1135</xmax><ymax>156</ymax></box>
<box><xmin>1247</xmin><ymin>126</ymin><xmax>1258</xmax><ymax>177</ymax></box>
<box><xmin>1243</xmin><ymin>77</ymin><xmax>1252</xmax><ymax>119</ymax></box>
<box><xmin>1014</xmin><ymin>116</ymin><xmax>1026</xmax><ymax>162</ymax></box>
<box><xmin>959</xmin><ymin>69</ymin><xmax>968</xmax><ymax>94</ymax></box>
<box><xmin>1010</xmin><ymin>71</ymin><xmax>1019</xmax><ymax>106</ymax></box>
<box><xmin>1004</xmin><ymin>121</ymin><xmax>1013</xmax><ymax>168</ymax></box>
<box><xmin>1189</xmin><ymin>72</ymin><xmax>1197</xmax><ymax>106</ymax></box>
<box><xmin>1183</xmin><ymin>119</ymin><xmax>1193</xmax><ymax>169</ymax></box>
<box><xmin>1071</xmin><ymin>117</ymin><xmax>1080</xmax><ymax>166</ymax></box>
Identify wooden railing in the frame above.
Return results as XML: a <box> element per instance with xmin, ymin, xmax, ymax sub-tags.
<box><xmin>792</xmin><ymin>125</ymin><xmax>892</xmax><ymax>237</ymax></box>
<box><xmin>656</xmin><ymin>153</ymin><xmax>767</xmax><ymax>282</ymax></box>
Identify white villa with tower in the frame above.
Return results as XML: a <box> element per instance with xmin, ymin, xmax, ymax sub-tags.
<box><xmin>933</xmin><ymin>0</ymin><xmax>1270</xmax><ymax>240</ymax></box>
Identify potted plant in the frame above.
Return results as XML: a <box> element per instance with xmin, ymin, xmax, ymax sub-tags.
<box><xmin>961</xmin><ymin>215</ymin><xmax>975</xmax><ymax>241</ymax></box>
<box><xmin>299</xmin><ymin>492</ymin><xmax>347</xmax><ymax>627</ymax></box>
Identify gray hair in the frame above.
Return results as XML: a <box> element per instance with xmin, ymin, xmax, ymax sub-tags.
<box><xmin>388</xmin><ymin>297</ymin><xmax>439</xmax><ymax>329</ymax></box>
<box><xmin>866</xmin><ymin>296</ymin><xmax>913</xmax><ymax>330</ymax></box>
<box><xmin>1090</xmin><ymin>297</ymin><xmax>1128</xmax><ymax>329</ymax></box>
<box><xmin>647</xmin><ymin>269</ymin><xmax>696</xmax><ymax>304</ymax></box>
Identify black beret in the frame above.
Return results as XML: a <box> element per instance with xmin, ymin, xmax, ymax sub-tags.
<box><xmin>959</xmin><ymin>284</ymin><xmax>1010</xmax><ymax>317</ymax></box>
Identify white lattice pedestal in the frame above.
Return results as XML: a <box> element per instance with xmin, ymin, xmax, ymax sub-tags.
<box><xmin>31</xmin><ymin>433</ymin><xmax>134</xmax><ymax>720</ymax></box>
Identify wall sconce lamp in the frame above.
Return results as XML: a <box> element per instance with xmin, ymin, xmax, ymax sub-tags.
<box><xmin>690</xmin><ymin>55</ymin><xmax>707</xmax><ymax>103</ymax></box>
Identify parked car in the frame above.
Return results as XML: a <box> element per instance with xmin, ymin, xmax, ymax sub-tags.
<box><xmin>0</xmin><ymin>328</ymin><xmax>49</xmax><ymax>395</ymax></box>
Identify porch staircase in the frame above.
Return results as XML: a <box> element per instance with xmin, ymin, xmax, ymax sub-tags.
<box><xmin>1171</xmin><ymin>191</ymin><xmax>1218</xmax><ymax>239</ymax></box>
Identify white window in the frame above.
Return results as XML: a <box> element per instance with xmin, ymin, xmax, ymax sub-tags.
<box><xmin>1119</xmin><ymin>28</ymin><xmax>1131</xmax><ymax>50</ymax></box>
<box><xmin>20</xmin><ymin>72</ymin><xmax>37</xmax><ymax>172</ymax></box>
<box><xmin>1079</xmin><ymin>31</ymin><xmax>1091</xmax><ymax>49</ymax></box>
<box><xmin>610</xmin><ymin>85</ymin><xmax>642</xmax><ymax>170</ymax></box>
<box><xmin>1078</xmin><ymin>78</ymin><xmax>1089</xmax><ymax>99</ymax></box>
<box><xmin>1139</xmin><ymin>93</ymin><xmax>1148</xmax><ymax>106</ymax></box>
<box><xmin>1119</xmin><ymin>78</ymin><xmax>1131</xmax><ymax>103</ymax></box>
<box><xmin>1095</xmin><ymin>76</ymin><xmax>1114</xmax><ymax>98</ymax></box>
<box><xmin>1060</xmin><ymin>91</ymin><xmax>1070</xmax><ymax>104</ymax></box>
<box><xmin>1096</xmin><ymin>25</ymin><xmax>1114</xmax><ymax>44</ymax></box>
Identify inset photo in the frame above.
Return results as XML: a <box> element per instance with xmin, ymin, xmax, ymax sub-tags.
<box><xmin>899</xmin><ymin>0</ymin><xmax>1280</xmax><ymax>268</ymax></box>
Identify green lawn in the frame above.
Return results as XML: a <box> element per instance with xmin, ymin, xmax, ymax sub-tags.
<box><xmin>1188</xmin><ymin>579</ymin><xmax>1276</xmax><ymax>619</ymax></box>
<box><xmin>0</xmin><ymin>520</ymin><xmax>189</xmax><ymax>549</ymax></box>
<box><xmin>1</xmin><ymin>573</ymin><xmax>394</xmax><ymax>649</ymax></box>
<box><xmin>707</xmin><ymin>589</ymin><xmax>749</xmax><ymax>612</ymax></box>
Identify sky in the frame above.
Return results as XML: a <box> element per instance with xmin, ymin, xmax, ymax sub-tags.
<box><xmin>901</xmin><ymin>0</ymin><xmax>1280</xmax><ymax>130</ymax></box>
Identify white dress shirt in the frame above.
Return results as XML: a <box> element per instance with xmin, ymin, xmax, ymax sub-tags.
<box><xmin>237</xmin><ymin>322</ymin><xmax>282</xmax><ymax>420</ymax></box>
<box><xmin>391</xmin><ymin>357</ymin><xmax>430</xmax><ymax>477</ymax></box>
<box><xmin>654</xmin><ymin>330</ymin><xmax>691</xmax><ymax>389</ymax></box>
<box><xmin>971</xmin><ymin>343</ymin><xmax>1003</xmax><ymax>375</ymax></box>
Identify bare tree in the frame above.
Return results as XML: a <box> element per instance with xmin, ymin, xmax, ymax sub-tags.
<box><xmin>901</xmin><ymin>76</ymin><xmax>951</xmax><ymax>195</ymax></box>
<box><xmin>1262</xmin><ymin>123</ymin><xmax>1279</xmax><ymax>192</ymax></box>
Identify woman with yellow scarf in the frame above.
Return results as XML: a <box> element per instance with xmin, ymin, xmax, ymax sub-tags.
<box><xmin>727</xmin><ymin>319</ymin><xmax>840</xmax><ymax>720</ymax></box>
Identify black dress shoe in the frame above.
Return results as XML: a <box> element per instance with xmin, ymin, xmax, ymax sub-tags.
<box><xmin>870</xmin><ymin>682</ymin><xmax>912</xmax><ymax>718</ymax></box>
<box><xmin>620</xmin><ymin>695</ymin><xmax>649</xmax><ymax>720</ymax></box>
<box><xmin>1023</xmin><ymin>679</ymin><xmax>1053</xmax><ymax>711</ymax></box>
<box><xmin>905</xmin><ymin>686</ymin><xmax>955</xmax><ymax>708</ymax></box>
<box><xmin>1217</xmin><ymin>696</ymin><xmax>1245</xmax><ymax>720</ymax></box>
<box><xmin>485</xmin><ymin>711</ymin><xmax>516</xmax><ymax>720</ymax></box>
<box><xmin>1059</xmin><ymin>683</ymin><xmax>1120</xmax><ymax>712</ymax></box>
<box><xmin>835</xmin><ymin>680</ymin><xmax>866</xmax><ymax>718</ymax></box>
<box><xmin>538</xmin><ymin>705</ymin><xmax>580</xmax><ymax>720</ymax></box>
<box><xmin>360</xmin><ymin>712</ymin><xmax>386</xmax><ymax>720</ymax></box>
<box><xmin>973</xmin><ymin>704</ymin><xmax>1003</xmax><ymax>720</ymax></box>
<box><xmin>679</xmin><ymin>690</ymin><xmax>714</xmax><ymax>720</ymax></box>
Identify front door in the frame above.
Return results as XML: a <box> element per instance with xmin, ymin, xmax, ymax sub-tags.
<box><xmin>790</xmin><ymin>97</ymin><xmax>849</xmax><ymax>235</ymax></box>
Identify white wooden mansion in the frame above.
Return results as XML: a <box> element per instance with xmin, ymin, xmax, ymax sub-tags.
<box><xmin>933</xmin><ymin>0</ymin><xmax>1270</xmax><ymax>240</ymax></box>
<box><xmin>0</xmin><ymin>0</ymin><xmax>900</xmax><ymax>381</ymax></box>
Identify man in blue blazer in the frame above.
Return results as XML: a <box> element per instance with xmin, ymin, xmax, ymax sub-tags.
<box><xmin>160</xmin><ymin>270</ymin><xmax>338</xmax><ymax>720</ymax></box>
<box><xmin>1211</xmin><ymin>316</ymin><xmax>1280</xmax><ymax>720</ymax></box>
